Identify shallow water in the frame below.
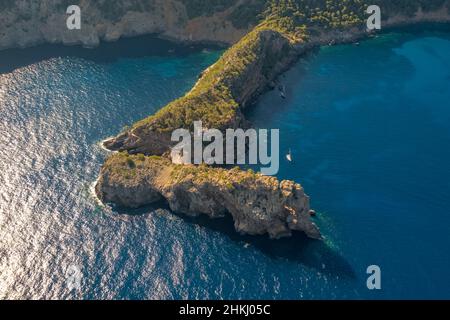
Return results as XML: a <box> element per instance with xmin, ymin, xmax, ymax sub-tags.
<box><xmin>1</xmin><ymin>30</ymin><xmax>449</xmax><ymax>299</ymax></box>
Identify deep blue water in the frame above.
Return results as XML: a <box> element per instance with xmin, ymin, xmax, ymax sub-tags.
<box><xmin>1</xmin><ymin>30</ymin><xmax>450</xmax><ymax>299</ymax></box>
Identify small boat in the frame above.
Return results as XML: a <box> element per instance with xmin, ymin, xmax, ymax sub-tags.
<box><xmin>286</xmin><ymin>149</ymin><xmax>292</xmax><ymax>162</ymax></box>
<box><xmin>279</xmin><ymin>85</ymin><xmax>286</xmax><ymax>99</ymax></box>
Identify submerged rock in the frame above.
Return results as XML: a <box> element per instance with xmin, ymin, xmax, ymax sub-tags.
<box><xmin>95</xmin><ymin>154</ymin><xmax>321</xmax><ymax>240</ymax></box>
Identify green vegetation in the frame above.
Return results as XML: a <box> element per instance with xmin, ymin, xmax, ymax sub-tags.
<box><xmin>130</xmin><ymin>0</ymin><xmax>365</xmax><ymax>134</ymax></box>
<box><xmin>228</xmin><ymin>0</ymin><xmax>268</xmax><ymax>29</ymax></box>
<box><xmin>93</xmin><ymin>0</ymin><xmax>450</xmax><ymax>189</ymax></box>
<box><xmin>104</xmin><ymin>152</ymin><xmax>162</xmax><ymax>180</ymax></box>
<box><xmin>260</xmin><ymin>0</ymin><xmax>366</xmax><ymax>38</ymax></box>
<box><xmin>137</xmin><ymin>153</ymin><xmax>146</xmax><ymax>162</ymax></box>
<box><xmin>179</xmin><ymin>0</ymin><xmax>450</xmax><ymax>31</ymax></box>
<box><xmin>126</xmin><ymin>157</ymin><xmax>136</xmax><ymax>168</ymax></box>
<box><xmin>3</xmin><ymin>0</ymin><xmax>449</xmax><ymax>25</ymax></box>
<box><xmin>132</xmin><ymin>26</ymin><xmax>274</xmax><ymax>133</ymax></box>
<box><xmin>102</xmin><ymin>152</ymin><xmax>283</xmax><ymax>194</ymax></box>
<box><xmin>169</xmin><ymin>157</ymin><xmax>266</xmax><ymax>188</ymax></box>
<box><xmin>126</xmin><ymin>0</ymin><xmax>449</xmax><ymax>139</ymax></box>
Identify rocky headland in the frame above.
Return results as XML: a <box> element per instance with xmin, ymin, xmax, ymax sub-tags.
<box><xmin>96</xmin><ymin>154</ymin><xmax>321</xmax><ymax>239</ymax></box>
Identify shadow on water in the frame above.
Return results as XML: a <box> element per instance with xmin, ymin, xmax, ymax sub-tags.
<box><xmin>244</xmin><ymin>47</ymin><xmax>321</xmax><ymax>123</ymax></box>
<box><xmin>113</xmin><ymin>203</ymin><xmax>356</xmax><ymax>279</ymax></box>
<box><xmin>0</xmin><ymin>34</ymin><xmax>222</xmax><ymax>74</ymax></box>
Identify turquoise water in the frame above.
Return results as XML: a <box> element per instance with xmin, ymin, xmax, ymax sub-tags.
<box><xmin>248</xmin><ymin>29</ymin><xmax>450</xmax><ymax>299</ymax></box>
<box><xmin>1</xmin><ymin>30</ymin><xmax>450</xmax><ymax>299</ymax></box>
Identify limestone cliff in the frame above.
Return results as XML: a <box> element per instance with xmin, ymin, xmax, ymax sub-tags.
<box><xmin>0</xmin><ymin>0</ymin><xmax>252</xmax><ymax>51</ymax></box>
<box><xmin>95</xmin><ymin>154</ymin><xmax>321</xmax><ymax>239</ymax></box>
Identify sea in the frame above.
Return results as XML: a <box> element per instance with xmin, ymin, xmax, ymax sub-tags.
<box><xmin>1</xmin><ymin>27</ymin><xmax>450</xmax><ymax>299</ymax></box>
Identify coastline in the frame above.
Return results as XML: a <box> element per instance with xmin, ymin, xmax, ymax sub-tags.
<box><xmin>2</xmin><ymin>1</ymin><xmax>450</xmax><ymax>300</ymax></box>
<box><xmin>94</xmin><ymin>10</ymin><xmax>450</xmax><ymax>239</ymax></box>
<box><xmin>3</xmin><ymin>3</ymin><xmax>449</xmax><ymax>240</ymax></box>
<box><xmin>101</xmin><ymin>10</ymin><xmax>450</xmax><ymax>157</ymax></box>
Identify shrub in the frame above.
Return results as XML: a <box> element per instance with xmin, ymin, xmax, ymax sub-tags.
<box><xmin>126</xmin><ymin>158</ymin><xmax>135</xmax><ymax>168</ymax></box>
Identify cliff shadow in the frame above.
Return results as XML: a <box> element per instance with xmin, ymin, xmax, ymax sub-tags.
<box><xmin>113</xmin><ymin>203</ymin><xmax>355</xmax><ymax>279</ymax></box>
<box><xmin>0</xmin><ymin>34</ymin><xmax>221</xmax><ymax>75</ymax></box>
<box><xmin>244</xmin><ymin>46</ymin><xmax>321</xmax><ymax>122</ymax></box>
<box><xmin>182</xmin><ymin>213</ymin><xmax>355</xmax><ymax>279</ymax></box>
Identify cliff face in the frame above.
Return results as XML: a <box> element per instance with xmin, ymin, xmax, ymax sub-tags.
<box><xmin>2</xmin><ymin>1</ymin><xmax>450</xmax><ymax>52</ymax></box>
<box><xmin>0</xmin><ymin>0</ymin><xmax>250</xmax><ymax>50</ymax></box>
<box><xmin>95</xmin><ymin>154</ymin><xmax>321</xmax><ymax>239</ymax></box>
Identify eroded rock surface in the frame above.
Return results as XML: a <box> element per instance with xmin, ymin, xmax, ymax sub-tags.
<box><xmin>96</xmin><ymin>154</ymin><xmax>321</xmax><ymax>240</ymax></box>
<box><xmin>0</xmin><ymin>0</ymin><xmax>249</xmax><ymax>51</ymax></box>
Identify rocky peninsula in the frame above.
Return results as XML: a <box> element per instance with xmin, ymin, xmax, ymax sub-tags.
<box><xmin>96</xmin><ymin>1</ymin><xmax>450</xmax><ymax>239</ymax></box>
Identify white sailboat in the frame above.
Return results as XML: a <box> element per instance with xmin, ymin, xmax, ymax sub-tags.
<box><xmin>279</xmin><ymin>85</ymin><xmax>286</xmax><ymax>99</ymax></box>
<box><xmin>286</xmin><ymin>149</ymin><xmax>292</xmax><ymax>162</ymax></box>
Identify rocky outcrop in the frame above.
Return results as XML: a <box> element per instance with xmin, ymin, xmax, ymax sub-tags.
<box><xmin>95</xmin><ymin>154</ymin><xmax>321</xmax><ymax>240</ymax></box>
